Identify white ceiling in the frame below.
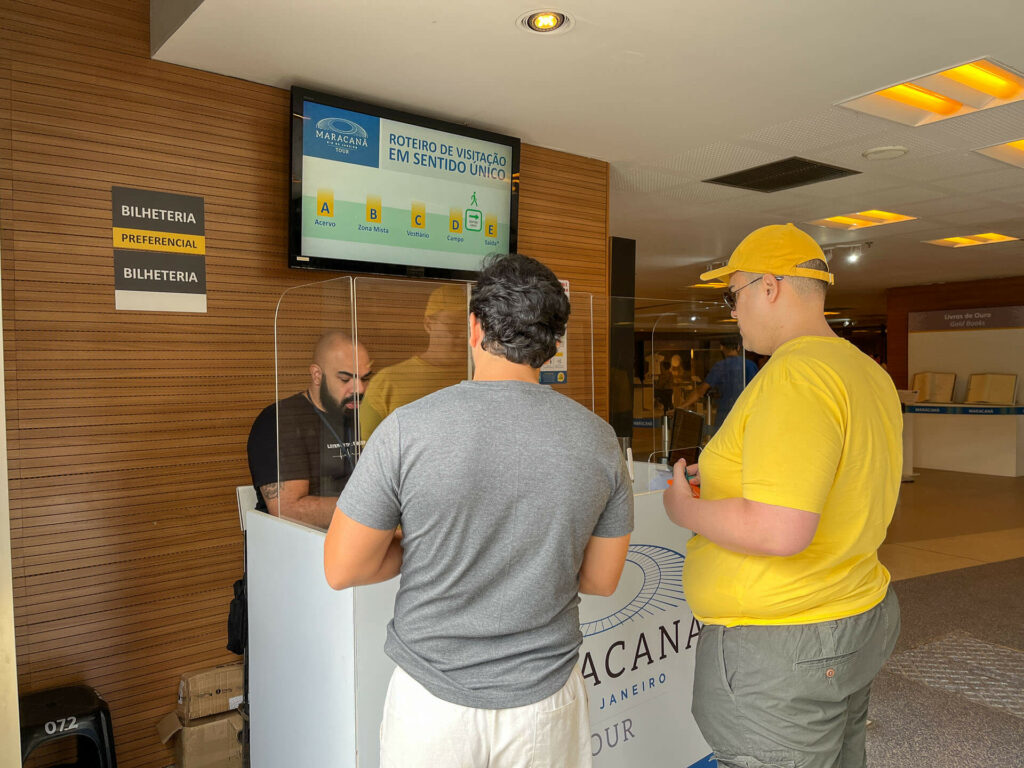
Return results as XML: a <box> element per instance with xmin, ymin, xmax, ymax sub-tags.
<box><xmin>153</xmin><ymin>0</ymin><xmax>1024</xmax><ymax>326</ymax></box>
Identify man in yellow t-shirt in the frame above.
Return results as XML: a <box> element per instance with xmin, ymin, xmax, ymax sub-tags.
<box><xmin>359</xmin><ymin>284</ymin><xmax>469</xmax><ymax>441</ymax></box>
<box><xmin>663</xmin><ymin>223</ymin><xmax>902</xmax><ymax>768</ymax></box>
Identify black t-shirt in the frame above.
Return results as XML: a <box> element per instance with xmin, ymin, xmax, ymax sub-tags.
<box><xmin>246</xmin><ymin>393</ymin><xmax>358</xmax><ymax>513</ymax></box>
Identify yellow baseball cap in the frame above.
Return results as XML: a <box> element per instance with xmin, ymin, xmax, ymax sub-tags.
<box><xmin>700</xmin><ymin>223</ymin><xmax>834</xmax><ymax>285</ymax></box>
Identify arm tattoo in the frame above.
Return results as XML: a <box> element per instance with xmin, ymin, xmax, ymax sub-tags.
<box><xmin>261</xmin><ymin>482</ymin><xmax>281</xmax><ymax>500</ymax></box>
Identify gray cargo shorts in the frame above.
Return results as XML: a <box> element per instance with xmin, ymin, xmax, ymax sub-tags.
<box><xmin>691</xmin><ymin>589</ymin><xmax>900</xmax><ymax>768</ymax></box>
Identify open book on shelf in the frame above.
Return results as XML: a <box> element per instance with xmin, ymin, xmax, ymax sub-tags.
<box><xmin>965</xmin><ymin>373</ymin><xmax>1017</xmax><ymax>405</ymax></box>
<box><xmin>911</xmin><ymin>372</ymin><xmax>956</xmax><ymax>403</ymax></box>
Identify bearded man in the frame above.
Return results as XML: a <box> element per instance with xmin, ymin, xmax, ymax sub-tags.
<box><xmin>247</xmin><ymin>331</ymin><xmax>373</xmax><ymax>528</ymax></box>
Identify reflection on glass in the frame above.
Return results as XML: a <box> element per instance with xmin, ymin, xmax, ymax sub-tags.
<box><xmin>675</xmin><ymin>337</ymin><xmax>758</xmax><ymax>435</ymax></box>
<box><xmin>622</xmin><ymin>297</ymin><xmax>759</xmax><ymax>463</ymax></box>
<box><xmin>358</xmin><ymin>282</ymin><xmax>470</xmax><ymax>442</ymax></box>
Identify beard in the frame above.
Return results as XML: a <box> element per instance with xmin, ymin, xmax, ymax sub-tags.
<box><xmin>319</xmin><ymin>378</ymin><xmax>359</xmax><ymax>428</ymax></box>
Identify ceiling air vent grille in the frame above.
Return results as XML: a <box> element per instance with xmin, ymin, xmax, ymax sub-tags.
<box><xmin>703</xmin><ymin>156</ymin><xmax>859</xmax><ymax>193</ymax></box>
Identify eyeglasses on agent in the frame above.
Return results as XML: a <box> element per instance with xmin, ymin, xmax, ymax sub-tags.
<box><xmin>722</xmin><ymin>275</ymin><xmax>784</xmax><ymax>311</ymax></box>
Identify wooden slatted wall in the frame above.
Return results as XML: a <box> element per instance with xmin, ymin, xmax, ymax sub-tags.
<box><xmin>0</xmin><ymin>1</ymin><xmax>610</xmax><ymax>766</ymax></box>
<box><xmin>886</xmin><ymin>277</ymin><xmax>1024</xmax><ymax>388</ymax></box>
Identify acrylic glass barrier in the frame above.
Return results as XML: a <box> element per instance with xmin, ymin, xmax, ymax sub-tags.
<box><xmin>272</xmin><ymin>275</ymin><xmax>597</xmax><ymax>528</ymax></box>
<box><xmin>610</xmin><ymin>295</ymin><xmax>757</xmax><ymax>465</ymax></box>
<box><xmin>272</xmin><ymin>276</ymin><xmax>357</xmax><ymax>528</ymax></box>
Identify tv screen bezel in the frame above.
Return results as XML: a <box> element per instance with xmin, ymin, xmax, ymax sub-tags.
<box><xmin>289</xmin><ymin>86</ymin><xmax>520</xmax><ymax>280</ymax></box>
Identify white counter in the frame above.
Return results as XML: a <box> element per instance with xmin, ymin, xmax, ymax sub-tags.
<box><xmin>246</xmin><ymin>463</ymin><xmax>712</xmax><ymax>767</ymax></box>
<box><xmin>903</xmin><ymin>405</ymin><xmax>1024</xmax><ymax>477</ymax></box>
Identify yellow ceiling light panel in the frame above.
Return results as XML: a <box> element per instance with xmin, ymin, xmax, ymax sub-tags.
<box><xmin>974</xmin><ymin>136</ymin><xmax>1024</xmax><ymax>169</ymax></box>
<box><xmin>878</xmin><ymin>83</ymin><xmax>962</xmax><ymax>115</ymax></box>
<box><xmin>808</xmin><ymin>209</ymin><xmax>916</xmax><ymax>230</ymax></box>
<box><xmin>838</xmin><ymin>58</ymin><xmax>1024</xmax><ymax>127</ymax></box>
<box><xmin>857</xmin><ymin>210</ymin><xmax>915</xmax><ymax>224</ymax></box>
<box><xmin>941</xmin><ymin>61</ymin><xmax>1020</xmax><ymax>100</ymax></box>
<box><xmin>925</xmin><ymin>232</ymin><xmax>1019</xmax><ymax>248</ymax></box>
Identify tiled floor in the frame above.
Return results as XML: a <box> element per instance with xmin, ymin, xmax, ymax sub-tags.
<box><xmin>879</xmin><ymin>469</ymin><xmax>1024</xmax><ymax>581</ymax></box>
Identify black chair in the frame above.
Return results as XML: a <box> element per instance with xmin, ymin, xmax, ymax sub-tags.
<box><xmin>19</xmin><ymin>685</ymin><xmax>117</xmax><ymax>767</ymax></box>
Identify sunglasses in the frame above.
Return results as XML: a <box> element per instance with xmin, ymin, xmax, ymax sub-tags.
<box><xmin>722</xmin><ymin>275</ymin><xmax>784</xmax><ymax>311</ymax></box>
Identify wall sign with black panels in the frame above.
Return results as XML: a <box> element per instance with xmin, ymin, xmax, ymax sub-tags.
<box><xmin>111</xmin><ymin>186</ymin><xmax>207</xmax><ymax>313</ymax></box>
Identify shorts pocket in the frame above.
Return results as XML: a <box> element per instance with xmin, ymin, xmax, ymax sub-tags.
<box><xmin>792</xmin><ymin>649</ymin><xmax>859</xmax><ymax>671</ymax></box>
<box><xmin>532</xmin><ymin>697</ymin><xmax>583</xmax><ymax>768</ymax></box>
<box><xmin>718</xmin><ymin>627</ymin><xmax>738</xmax><ymax>697</ymax></box>
<box><xmin>715</xmin><ymin>753</ymin><xmax>796</xmax><ymax>768</ymax></box>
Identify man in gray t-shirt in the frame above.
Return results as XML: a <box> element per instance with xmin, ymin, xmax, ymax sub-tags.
<box><xmin>325</xmin><ymin>254</ymin><xmax>633</xmax><ymax>768</ymax></box>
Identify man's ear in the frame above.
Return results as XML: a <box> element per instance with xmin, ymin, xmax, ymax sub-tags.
<box><xmin>468</xmin><ymin>313</ymin><xmax>483</xmax><ymax>348</ymax></box>
<box><xmin>763</xmin><ymin>274</ymin><xmax>782</xmax><ymax>303</ymax></box>
<box><xmin>309</xmin><ymin>363</ymin><xmax>321</xmax><ymax>383</ymax></box>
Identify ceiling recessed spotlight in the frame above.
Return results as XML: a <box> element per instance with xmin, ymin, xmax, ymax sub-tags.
<box><xmin>690</xmin><ymin>315</ymin><xmax>698</xmax><ymax>322</ymax></box>
<box><xmin>862</xmin><ymin>146</ymin><xmax>908</xmax><ymax>161</ymax></box>
<box><xmin>847</xmin><ymin>253</ymin><xmax>860</xmax><ymax>264</ymax></box>
<box><xmin>518</xmin><ymin>10</ymin><xmax>574</xmax><ymax>35</ymax></box>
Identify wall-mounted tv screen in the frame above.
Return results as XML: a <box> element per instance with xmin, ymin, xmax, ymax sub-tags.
<box><xmin>290</xmin><ymin>87</ymin><xmax>520</xmax><ymax>280</ymax></box>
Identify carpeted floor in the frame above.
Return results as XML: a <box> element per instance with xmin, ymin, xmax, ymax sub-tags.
<box><xmin>866</xmin><ymin>557</ymin><xmax>1024</xmax><ymax>766</ymax></box>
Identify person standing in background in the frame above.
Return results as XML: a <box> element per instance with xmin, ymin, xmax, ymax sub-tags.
<box><xmin>676</xmin><ymin>338</ymin><xmax>757</xmax><ymax>431</ymax></box>
<box><xmin>358</xmin><ymin>283</ymin><xmax>468</xmax><ymax>441</ymax></box>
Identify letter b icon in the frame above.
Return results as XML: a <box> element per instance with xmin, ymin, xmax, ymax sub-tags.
<box><xmin>366</xmin><ymin>195</ymin><xmax>382</xmax><ymax>223</ymax></box>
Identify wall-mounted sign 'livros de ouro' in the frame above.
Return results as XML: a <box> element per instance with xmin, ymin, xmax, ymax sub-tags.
<box><xmin>111</xmin><ymin>187</ymin><xmax>207</xmax><ymax>312</ymax></box>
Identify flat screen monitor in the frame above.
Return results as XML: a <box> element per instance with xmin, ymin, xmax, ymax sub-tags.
<box><xmin>290</xmin><ymin>87</ymin><xmax>520</xmax><ymax>280</ymax></box>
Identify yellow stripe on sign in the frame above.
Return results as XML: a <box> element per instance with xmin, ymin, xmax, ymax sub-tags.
<box><xmin>113</xmin><ymin>228</ymin><xmax>206</xmax><ymax>254</ymax></box>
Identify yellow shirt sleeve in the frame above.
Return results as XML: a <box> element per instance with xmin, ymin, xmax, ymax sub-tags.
<box><xmin>741</xmin><ymin>368</ymin><xmax>846</xmax><ymax>514</ymax></box>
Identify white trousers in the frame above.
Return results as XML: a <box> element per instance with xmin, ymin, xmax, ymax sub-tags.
<box><xmin>379</xmin><ymin>665</ymin><xmax>592</xmax><ymax>768</ymax></box>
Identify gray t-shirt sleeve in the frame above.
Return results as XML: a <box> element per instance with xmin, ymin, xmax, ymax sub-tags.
<box><xmin>591</xmin><ymin>452</ymin><xmax>634</xmax><ymax>538</ymax></box>
<box><xmin>336</xmin><ymin>412</ymin><xmax>402</xmax><ymax>530</ymax></box>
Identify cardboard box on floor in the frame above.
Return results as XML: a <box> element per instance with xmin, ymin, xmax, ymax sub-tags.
<box><xmin>157</xmin><ymin>710</ymin><xmax>243</xmax><ymax>768</ymax></box>
<box><xmin>178</xmin><ymin>660</ymin><xmax>244</xmax><ymax>723</ymax></box>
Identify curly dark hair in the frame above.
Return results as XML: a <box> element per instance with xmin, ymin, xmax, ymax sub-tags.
<box><xmin>469</xmin><ymin>253</ymin><xmax>570</xmax><ymax>368</ymax></box>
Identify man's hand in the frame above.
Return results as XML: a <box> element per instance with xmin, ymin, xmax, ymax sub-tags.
<box><xmin>662</xmin><ymin>459</ymin><xmax>700</xmax><ymax>527</ymax></box>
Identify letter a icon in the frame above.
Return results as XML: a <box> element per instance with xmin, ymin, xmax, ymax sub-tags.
<box><xmin>317</xmin><ymin>189</ymin><xmax>334</xmax><ymax>218</ymax></box>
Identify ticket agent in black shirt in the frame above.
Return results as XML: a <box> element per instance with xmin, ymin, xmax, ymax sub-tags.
<box><xmin>246</xmin><ymin>332</ymin><xmax>373</xmax><ymax>529</ymax></box>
